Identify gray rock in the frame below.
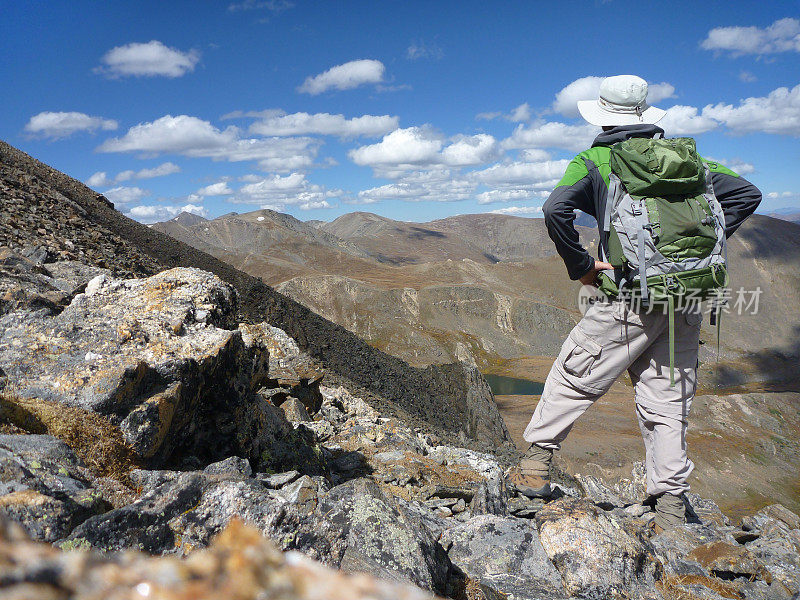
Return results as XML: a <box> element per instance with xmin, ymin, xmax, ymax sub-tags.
<box><xmin>63</xmin><ymin>472</ymin><xmax>206</xmax><ymax>552</ymax></box>
<box><xmin>441</xmin><ymin>515</ymin><xmax>566</xmax><ymax>600</ymax></box>
<box><xmin>470</xmin><ymin>471</ymin><xmax>509</xmax><ymax>517</ymax></box>
<box><xmin>535</xmin><ymin>497</ymin><xmax>660</xmax><ymax>599</ymax></box>
<box><xmin>0</xmin><ymin>269</ymin><xmax>286</xmax><ymax>470</ymax></box>
<box><xmin>129</xmin><ymin>468</ymin><xmax>181</xmax><ymax>492</ymax></box>
<box><xmin>256</xmin><ymin>470</ymin><xmax>300</xmax><ymax>489</ymax></box>
<box><xmin>742</xmin><ymin>504</ymin><xmax>800</xmax><ymax>532</ymax></box>
<box><xmin>278</xmin><ymin>475</ymin><xmax>318</xmax><ymax>515</ymax></box>
<box><xmin>746</xmin><ymin>519</ymin><xmax>800</xmax><ymax>595</ymax></box>
<box><xmin>204</xmin><ymin>456</ymin><xmax>252</xmax><ymax>478</ymax></box>
<box><xmin>575</xmin><ymin>473</ymin><xmax>624</xmax><ymax>509</ymax></box>
<box><xmin>0</xmin><ymin>434</ymin><xmax>106</xmax><ymax>541</ymax></box>
<box><xmin>281</xmin><ymin>397</ymin><xmax>312</xmax><ymax>423</ymax></box>
<box><xmin>650</xmin><ymin>523</ymin><xmax>738</xmax><ymax>577</ymax></box>
<box><xmin>240</xmin><ymin>322</ymin><xmax>324</xmax><ymax>414</ymax></box>
<box><xmin>318</xmin><ymin>478</ymin><xmax>450</xmax><ymax>593</ymax></box>
<box><xmin>685</xmin><ymin>493</ymin><xmax>731</xmax><ymax>527</ymax></box>
<box><xmin>507</xmin><ymin>496</ymin><xmax>545</xmax><ymax>519</ymax></box>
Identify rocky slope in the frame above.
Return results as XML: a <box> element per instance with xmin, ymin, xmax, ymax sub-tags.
<box><xmin>1</xmin><ymin>265</ymin><xmax>798</xmax><ymax>600</ymax></box>
<box><xmin>0</xmin><ymin>139</ymin><xmax>512</xmax><ymax>457</ymax></box>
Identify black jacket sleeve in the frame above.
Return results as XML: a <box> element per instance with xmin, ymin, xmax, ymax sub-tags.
<box><xmin>542</xmin><ymin>175</ymin><xmax>596</xmax><ymax>281</ymax></box>
<box><xmin>710</xmin><ymin>172</ymin><xmax>762</xmax><ymax>237</ymax></box>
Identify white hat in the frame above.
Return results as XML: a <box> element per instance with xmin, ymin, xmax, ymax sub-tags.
<box><xmin>577</xmin><ymin>75</ymin><xmax>666</xmax><ymax>127</ymax></box>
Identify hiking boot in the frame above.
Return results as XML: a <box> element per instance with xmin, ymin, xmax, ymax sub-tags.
<box><xmin>508</xmin><ymin>444</ymin><xmax>553</xmax><ymax>498</ymax></box>
<box><xmin>653</xmin><ymin>493</ymin><xmax>686</xmax><ymax>531</ymax></box>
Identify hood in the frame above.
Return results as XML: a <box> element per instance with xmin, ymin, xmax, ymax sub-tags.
<box><xmin>591</xmin><ymin>124</ymin><xmax>665</xmax><ymax>147</ymax></box>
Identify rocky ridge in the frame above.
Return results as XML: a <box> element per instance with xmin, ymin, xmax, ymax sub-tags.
<box><xmin>1</xmin><ymin>265</ymin><xmax>798</xmax><ymax>600</ymax></box>
<box><xmin>0</xmin><ymin>139</ymin><xmax>513</xmax><ymax>458</ymax></box>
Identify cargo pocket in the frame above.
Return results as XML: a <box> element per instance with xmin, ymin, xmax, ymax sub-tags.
<box><xmin>684</xmin><ymin>310</ymin><xmax>703</xmax><ymax>327</ymax></box>
<box><xmin>562</xmin><ymin>327</ymin><xmax>602</xmax><ymax>378</ymax></box>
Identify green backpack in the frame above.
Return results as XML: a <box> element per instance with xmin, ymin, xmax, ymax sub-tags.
<box><xmin>598</xmin><ymin>137</ymin><xmax>728</xmax><ymax>383</ymax></box>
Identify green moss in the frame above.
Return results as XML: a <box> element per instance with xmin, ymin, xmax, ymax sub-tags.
<box><xmin>59</xmin><ymin>537</ymin><xmax>92</xmax><ymax>552</ymax></box>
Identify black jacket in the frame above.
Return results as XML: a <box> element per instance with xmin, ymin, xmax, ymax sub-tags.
<box><xmin>542</xmin><ymin>124</ymin><xmax>762</xmax><ymax>280</ymax></box>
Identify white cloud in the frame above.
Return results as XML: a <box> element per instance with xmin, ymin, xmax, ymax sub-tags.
<box><xmin>349</xmin><ymin>127</ymin><xmax>498</xmax><ymax>172</ymax></box>
<box><xmin>472</xmin><ymin>159</ymin><xmax>570</xmax><ymax>187</ymax></box>
<box><xmin>476</xmin><ymin>103</ymin><xmax>531</xmax><ymax>122</ymax></box>
<box><xmin>131</xmin><ymin>162</ymin><xmax>182</xmax><ymax>179</ymax></box>
<box><xmin>406</xmin><ymin>40</ymin><xmax>444</xmax><ymax>60</ymax></box>
<box><xmin>196</xmin><ymin>182</ymin><xmax>234</xmax><ymax>196</ymax></box>
<box><xmin>98</xmin><ymin>114</ymin><xmax>318</xmax><ymax>171</ymax></box>
<box><xmin>489</xmin><ymin>205</ymin><xmax>544</xmax><ymax>215</ymax></box>
<box><xmin>502</xmin><ymin>121</ymin><xmax>598</xmax><ymax>152</ymax></box>
<box><xmin>739</xmin><ymin>71</ymin><xmax>757</xmax><ymax>83</ymax></box>
<box><xmin>24</xmin><ymin>111</ymin><xmax>118</xmax><ymax>140</ymax></box>
<box><xmin>518</xmin><ymin>148</ymin><xmax>551</xmax><ymax>162</ymax></box>
<box><xmin>86</xmin><ymin>162</ymin><xmax>181</xmax><ymax>188</ymax></box>
<box><xmin>441</xmin><ymin>134</ymin><xmax>499</xmax><ymax>166</ymax></box>
<box><xmin>96</xmin><ymin>41</ymin><xmax>200</xmax><ymax>78</ymax></box>
<box><xmin>298</xmin><ymin>59</ymin><xmax>385</xmax><ymax>95</ymax></box>
<box><xmin>248</xmin><ymin>111</ymin><xmax>398</xmax><ymax>138</ymax></box>
<box><xmin>703</xmin><ymin>84</ymin><xmax>800</xmax><ymax>136</ymax></box>
<box><xmin>86</xmin><ymin>172</ymin><xmax>112</xmax><ymax>188</ymax></box>
<box><xmin>127</xmin><ymin>203</ymin><xmax>207</xmax><ymax>224</ymax></box>
<box><xmin>356</xmin><ymin>169</ymin><xmax>475</xmax><ymax>204</ymax></box>
<box><xmin>98</xmin><ymin>115</ymin><xmax>237</xmax><ymax>154</ymax></box>
<box><xmin>477</xmin><ymin>189</ymin><xmax>540</xmax><ymax>204</ymax></box>
<box><xmin>103</xmin><ymin>186</ymin><xmax>149</xmax><ymax>206</ymax></box>
<box><xmin>349</xmin><ymin>127</ymin><xmax>443</xmax><ymax>168</ymax></box>
<box><xmin>233</xmin><ymin>172</ymin><xmax>339</xmax><ymax>210</ymax></box>
<box><xmin>701</xmin><ymin>18</ymin><xmax>800</xmax><ymax>56</ymax></box>
<box><xmin>553</xmin><ymin>76</ymin><xmax>676</xmax><ymax>118</ymax></box>
<box><xmin>659</xmin><ymin>105</ymin><xmax>719</xmax><ymax>135</ymax></box>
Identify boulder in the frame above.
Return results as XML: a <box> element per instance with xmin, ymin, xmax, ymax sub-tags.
<box><xmin>0</xmin><ymin>517</ymin><xmax>437</xmax><ymax>600</ymax></box>
<box><xmin>0</xmin><ymin>268</ymin><xmax>271</xmax><ymax>467</ymax></box>
<box><xmin>745</xmin><ymin>519</ymin><xmax>800</xmax><ymax>595</ymax></box>
<box><xmin>441</xmin><ymin>514</ymin><xmax>566</xmax><ymax>599</ymax></box>
<box><xmin>281</xmin><ymin>397</ymin><xmax>312</xmax><ymax>422</ymax></box>
<box><xmin>535</xmin><ymin>497</ymin><xmax>660</xmax><ymax>599</ymax></box>
<box><xmin>650</xmin><ymin>523</ymin><xmax>737</xmax><ymax>577</ymax></box>
<box><xmin>687</xmin><ymin>541</ymin><xmax>769</xmax><ymax>581</ymax></box>
<box><xmin>318</xmin><ymin>478</ymin><xmax>450</xmax><ymax>593</ymax></box>
<box><xmin>0</xmin><ymin>434</ymin><xmax>106</xmax><ymax>541</ymax></box>
<box><xmin>0</xmin><ymin>268</ymin><xmax>326</xmax><ymax>475</ymax></box>
<box><xmin>240</xmin><ymin>322</ymin><xmax>324</xmax><ymax>414</ymax></box>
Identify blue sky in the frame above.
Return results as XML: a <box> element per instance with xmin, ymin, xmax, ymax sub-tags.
<box><xmin>2</xmin><ymin>1</ymin><xmax>799</xmax><ymax>223</ymax></box>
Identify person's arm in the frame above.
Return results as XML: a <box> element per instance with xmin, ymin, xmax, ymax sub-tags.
<box><xmin>704</xmin><ymin>161</ymin><xmax>762</xmax><ymax>237</ymax></box>
<box><xmin>542</xmin><ymin>157</ymin><xmax>598</xmax><ymax>281</ymax></box>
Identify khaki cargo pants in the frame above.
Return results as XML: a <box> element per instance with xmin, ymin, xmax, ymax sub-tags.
<box><xmin>523</xmin><ymin>298</ymin><xmax>703</xmax><ymax>497</ymax></box>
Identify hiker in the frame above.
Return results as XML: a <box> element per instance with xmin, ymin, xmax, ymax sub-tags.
<box><xmin>509</xmin><ymin>75</ymin><xmax>761</xmax><ymax>531</ymax></box>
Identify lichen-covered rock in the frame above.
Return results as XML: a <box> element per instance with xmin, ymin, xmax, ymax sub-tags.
<box><xmin>687</xmin><ymin>540</ymin><xmax>769</xmax><ymax>581</ymax></box>
<box><xmin>318</xmin><ymin>478</ymin><xmax>450</xmax><ymax>593</ymax></box>
<box><xmin>745</xmin><ymin>519</ymin><xmax>800</xmax><ymax>595</ymax></box>
<box><xmin>441</xmin><ymin>514</ymin><xmax>566</xmax><ymax>599</ymax></box>
<box><xmin>0</xmin><ymin>248</ymin><xmax>113</xmax><ymax>317</ymax></box>
<box><xmin>0</xmin><ymin>268</ymin><xmax>279</xmax><ymax>469</ymax></box>
<box><xmin>1</xmin><ymin>517</ymin><xmax>437</xmax><ymax>600</ymax></box>
<box><xmin>281</xmin><ymin>397</ymin><xmax>312</xmax><ymax>422</ymax></box>
<box><xmin>742</xmin><ymin>503</ymin><xmax>800</xmax><ymax>532</ymax></box>
<box><xmin>0</xmin><ymin>434</ymin><xmax>106</xmax><ymax>541</ymax></box>
<box><xmin>535</xmin><ymin>497</ymin><xmax>660</xmax><ymax>599</ymax></box>
<box><xmin>650</xmin><ymin>524</ymin><xmax>738</xmax><ymax>577</ymax></box>
<box><xmin>241</xmin><ymin>322</ymin><xmax>324</xmax><ymax>414</ymax></box>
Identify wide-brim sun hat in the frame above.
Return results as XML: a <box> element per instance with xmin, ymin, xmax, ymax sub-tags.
<box><xmin>577</xmin><ymin>75</ymin><xmax>666</xmax><ymax>127</ymax></box>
